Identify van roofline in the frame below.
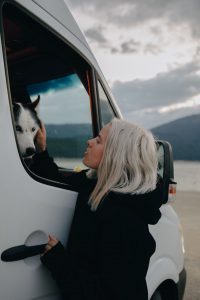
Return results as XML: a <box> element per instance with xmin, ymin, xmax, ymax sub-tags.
<box><xmin>31</xmin><ymin>0</ymin><xmax>91</xmax><ymax>52</ymax></box>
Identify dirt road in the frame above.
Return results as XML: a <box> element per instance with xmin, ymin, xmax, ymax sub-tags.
<box><xmin>172</xmin><ymin>190</ymin><xmax>200</xmax><ymax>300</ymax></box>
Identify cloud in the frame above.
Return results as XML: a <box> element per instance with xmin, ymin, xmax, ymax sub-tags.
<box><xmin>124</xmin><ymin>103</ymin><xmax>200</xmax><ymax>129</ymax></box>
<box><xmin>120</xmin><ymin>40</ymin><xmax>140</xmax><ymax>54</ymax></box>
<box><xmin>28</xmin><ymin>74</ymin><xmax>78</xmax><ymax>96</ymax></box>
<box><xmin>67</xmin><ymin>0</ymin><xmax>200</xmax><ymax>38</ymax></box>
<box><xmin>84</xmin><ymin>29</ymin><xmax>143</xmax><ymax>55</ymax></box>
<box><xmin>64</xmin><ymin>0</ymin><xmax>200</xmax><ymax>127</ymax></box>
<box><xmin>143</xmin><ymin>43</ymin><xmax>162</xmax><ymax>55</ymax></box>
<box><xmin>112</xmin><ymin>60</ymin><xmax>200</xmax><ymax>110</ymax></box>
<box><xmin>111</xmin><ymin>60</ymin><xmax>200</xmax><ymax>127</ymax></box>
<box><xmin>110</xmin><ymin>39</ymin><xmax>142</xmax><ymax>54</ymax></box>
<box><xmin>84</xmin><ymin>26</ymin><xmax>108</xmax><ymax>44</ymax></box>
<box><xmin>84</xmin><ymin>26</ymin><xmax>142</xmax><ymax>54</ymax></box>
<box><xmin>111</xmin><ymin>40</ymin><xmax>161</xmax><ymax>55</ymax></box>
<box><xmin>66</xmin><ymin>0</ymin><xmax>199</xmax><ymax>62</ymax></box>
<box><xmin>84</xmin><ymin>28</ymin><xmax>162</xmax><ymax>55</ymax></box>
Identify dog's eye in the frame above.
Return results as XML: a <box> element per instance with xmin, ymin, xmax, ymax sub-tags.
<box><xmin>32</xmin><ymin>127</ymin><xmax>36</xmax><ymax>132</ymax></box>
<box><xmin>16</xmin><ymin>125</ymin><xmax>22</xmax><ymax>132</ymax></box>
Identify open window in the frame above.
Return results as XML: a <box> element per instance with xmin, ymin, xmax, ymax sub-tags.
<box><xmin>2</xmin><ymin>3</ymin><xmax>94</xmax><ymax>181</ymax></box>
<box><xmin>97</xmin><ymin>80</ymin><xmax>116</xmax><ymax>126</ymax></box>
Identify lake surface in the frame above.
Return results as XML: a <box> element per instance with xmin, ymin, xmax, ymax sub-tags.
<box><xmin>174</xmin><ymin>161</ymin><xmax>200</xmax><ymax>192</ymax></box>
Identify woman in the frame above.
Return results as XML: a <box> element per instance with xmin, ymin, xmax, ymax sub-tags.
<box><xmin>31</xmin><ymin>118</ymin><xmax>163</xmax><ymax>300</ymax></box>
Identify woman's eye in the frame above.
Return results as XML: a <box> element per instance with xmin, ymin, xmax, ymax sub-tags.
<box><xmin>32</xmin><ymin>127</ymin><xmax>36</xmax><ymax>132</ymax></box>
<box><xmin>16</xmin><ymin>125</ymin><xmax>22</xmax><ymax>132</ymax></box>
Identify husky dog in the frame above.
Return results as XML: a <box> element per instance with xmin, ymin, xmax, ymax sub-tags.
<box><xmin>13</xmin><ymin>96</ymin><xmax>41</xmax><ymax>158</ymax></box>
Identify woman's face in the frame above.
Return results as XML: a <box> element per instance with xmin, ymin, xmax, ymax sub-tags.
<box><xmin>83</xmin><ymin>124</ymin><xmax>110</xmax><ymax>169</ymax></box>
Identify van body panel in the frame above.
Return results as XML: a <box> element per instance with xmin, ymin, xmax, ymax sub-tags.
<box><xmin>0</xmin><ymin>28</ymin><xmax>77</xmax><ymax>299</ymax></box>
<box><xmin>149</xmin><ymin>205</ymin><xmax>184</xmax><ymax>273</ymax></box>
<box><xmin>147</xmin><ymin>205</ymin><xmax>184</xmax><ymax>298</ymax></box>
<box><xmin>32</xmin><ymin>0</ymin><xmax>89</xmax><ymax>49</ymax></box>
<box><xmin>147</xmin><ymin>257</ymin><xmax>179</xmax><ymax>298</ymax></box>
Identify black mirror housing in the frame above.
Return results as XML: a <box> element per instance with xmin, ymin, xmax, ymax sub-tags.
<box><xmin>157</xmin><ymin>140</ymin><xmax>177</xmax><ymax>203</ymax></box>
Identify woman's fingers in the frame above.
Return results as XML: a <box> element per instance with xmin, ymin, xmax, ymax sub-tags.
<box><xmin>42</xmin><ymin>235</ymin><xmax>59</xmax><ymax>255</ymax></box>
<box><xmin>40</xmin><ymin>123</ymin><xmax>46</xmax><ymax>137</ymax></box>
<box><xmin>48</xmin><ymin>234</ymin><xmax>59</xmax><ymax>246</ymax></box>
<box><xmin>35</xmin><ymin>122</ymin><xmax>47</xmax><ymax>152</ymax></box>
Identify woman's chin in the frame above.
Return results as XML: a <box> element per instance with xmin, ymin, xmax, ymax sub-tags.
<box><xmin>82</xmin><ymin>157</ymin><xmax>89</xmax><ymax>167</ymax></box>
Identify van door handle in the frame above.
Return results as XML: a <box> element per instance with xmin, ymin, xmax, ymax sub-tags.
<box><xmin>1</xmin><ymin>244</ymin><xmax>46</xmax><ymax>262</ymax></box>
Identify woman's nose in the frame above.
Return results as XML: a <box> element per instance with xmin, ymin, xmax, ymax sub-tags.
<box><xmin>87</xmin><ymin>139</ymin><xmax>92</xmax><ymax>147</ymax></box>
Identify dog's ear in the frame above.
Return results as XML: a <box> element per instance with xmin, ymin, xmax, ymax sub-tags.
<box><xmin>13</xmin><ymin>103</ymin><xmax>21</xmax><ymax>120</ymax></box>
<box><xmin>27</xmin><ymin>95</ymin><xmax>40</xmax><ymax>113</ymax></box>
<box><xmin>13</xmin><ymin>102</ymin><xmax>20</xmax><ymax>110</ymax></box>
<box><xmin>32</xmin><ymin>95</ymin><xmax>40</xmax><ymax>111</ymax></box>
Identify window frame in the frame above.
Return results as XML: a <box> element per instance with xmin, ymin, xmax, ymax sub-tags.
<box><xmin>0</xmin><ymin>0</ymin><xmax>101</xmax><ymax>189</ymax></box>
<box><xmin>95</xmin><ymin>73</ymin><xmax>119</xmax><ymax>127</ymax></box>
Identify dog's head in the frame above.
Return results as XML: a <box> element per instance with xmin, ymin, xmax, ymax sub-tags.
<box><xmin>13</xmin><ymin>96</ymin><xmax>41</xmax><ymax>158</ymax></box>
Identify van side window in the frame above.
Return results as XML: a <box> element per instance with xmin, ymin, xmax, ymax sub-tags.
<box><xmin>97</xmin><ymin>81</ymin><xmax>116</xmax><ymax>126</ymax></box>
<box><xmin>2</xmin><ymin>3</ymin><xmax>93</xmax><ymax>177</ymax></box>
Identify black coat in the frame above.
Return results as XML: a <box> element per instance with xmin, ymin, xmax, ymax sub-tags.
<box><xmin>31</xmin><ymin>151</ymin><xmax>163</xmax><ymax>300</ymax></box>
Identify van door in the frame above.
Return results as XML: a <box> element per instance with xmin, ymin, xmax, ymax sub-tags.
<box><xmin>0</xmin><ymin>2</ymin><xmax>97</xmax><ymax>299</ymax></box>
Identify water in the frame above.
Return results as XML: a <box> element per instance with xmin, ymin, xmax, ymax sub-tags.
<box><xmin>55</xmin><ymin>158</ymin><xmax>200</xmax><ymax>192</ymax></box>
<box><xmin>54</xmin><ymin>157</ymin><xmax>86</xmax><ymax>171</ymax></box>
<box><xmin>174</xmin><ymin>161</ymin><xmax>200</xmax><ymax>192</ymax></box>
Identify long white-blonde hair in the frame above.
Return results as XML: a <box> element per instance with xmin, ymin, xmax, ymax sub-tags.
<box><xmin>88</xmin><ymin>118</ymin><xmax>158</xmax><ymax>211</ymax></box>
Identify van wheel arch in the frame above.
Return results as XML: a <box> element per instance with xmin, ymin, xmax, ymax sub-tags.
<box><xmin>151</xmin><ymin>279</ymin><xmax>178</xmax><ymax>300</ymax></box>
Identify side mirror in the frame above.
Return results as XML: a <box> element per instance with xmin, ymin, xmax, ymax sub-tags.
<box><xmin>157</xmin><ymin>140</ymin><xmax>177</xmax><ymax>203</ymax></box>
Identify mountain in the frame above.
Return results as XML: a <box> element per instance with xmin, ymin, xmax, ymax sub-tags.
<box><xmin>46</xmin><ymin>123</ymin><xmax>92</xmax><ymax>138</ymax></box>
<box><xmin>45</xmin><ymin>116</ymin><xmax>200</xmax><ymax>160</ymax></box>
<box><xmin>45</xmin><ymin>123</ymin><xmax>92</xmax><ymax>158</ymax></box>
<box><xmin>152</xmin><ymin>114</ymin><xmax>200</xmax><ymax>161</ymax></box>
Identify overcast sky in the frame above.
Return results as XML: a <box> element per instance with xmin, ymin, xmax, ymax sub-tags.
<box><xmin>65</xmin><ymin>0</ymin><xmax>200</xmax><ymax>128</ymax></box>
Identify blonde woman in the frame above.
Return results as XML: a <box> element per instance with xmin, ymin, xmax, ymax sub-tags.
<box><xmin>32</xmin><ymin>118</ymin><xmax>163</xmax><ymax>300</ymax></box>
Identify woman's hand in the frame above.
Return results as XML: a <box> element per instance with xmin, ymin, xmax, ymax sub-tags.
<box><xmin>35</xmin><ymin>123</ymin><xmax>47</xmax><ymax>152</ymax></box>
<box><xmin>44</xmin><ymin>234</ymin><xmax>59</xmax><ymax>254</ymax></box>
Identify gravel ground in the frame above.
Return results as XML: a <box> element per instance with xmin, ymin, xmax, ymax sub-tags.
<box><xmin>172</xmin><ymin>190</ymin><xmax>200</xmax><ymax>300</ymax></box>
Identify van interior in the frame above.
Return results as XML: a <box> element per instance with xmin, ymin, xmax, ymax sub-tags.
<box><xmin>2</xmin><ymin>3</ymin><xmax>90</xmax><ymax>104</ymax></box>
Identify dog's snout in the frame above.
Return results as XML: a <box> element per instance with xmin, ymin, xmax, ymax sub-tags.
<box><xmin>26</xmin><ymin>147</ymin><xmax>35</xmax><ymax>156</ymax></box>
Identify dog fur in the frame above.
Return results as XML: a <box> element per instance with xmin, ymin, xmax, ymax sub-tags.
<box><xmin>13</xmin><ymin>96</ymin><xmax>41</xmax><ymax>158</ymax></box>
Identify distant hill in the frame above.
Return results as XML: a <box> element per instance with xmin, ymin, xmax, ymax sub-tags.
<box><xmin>45</xmin><ymin>117</ymin><xmax>200</xmax><ymax>160</ymax></box>
<box><xmin>46</xmin><ymin>123</ymin><xmax>92</xmax><ymax>138</ymax></box>
<box><xmin>45</xmin><ymin>123</ymin><xmax>92</xmax><ymax>158</ymax></box>
<box><xmin>152</xmin><ymin>114</ymin><xmax>200</xmax><ymax>161</ymax></box>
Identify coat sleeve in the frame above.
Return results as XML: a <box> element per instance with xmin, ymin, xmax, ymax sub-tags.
<box><xmin>96</xmin><ymin>204</ymin><xmax>155</xmax><ymax>300</ymax></box>
<box><xmin>29</xmin><ymin>150</ymin><xmax>88</xmax><ymax>192</ymax></box>
<box><xmin>40</xmin><ymin>242</ymin><xmax>83</xmax><ymax>299</ymax></box>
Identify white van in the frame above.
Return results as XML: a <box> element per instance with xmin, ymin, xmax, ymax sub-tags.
<box><xmin>0</xmin><ymin>1</ymin><xmax>186</xmax><ymax>299</ymax></box>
